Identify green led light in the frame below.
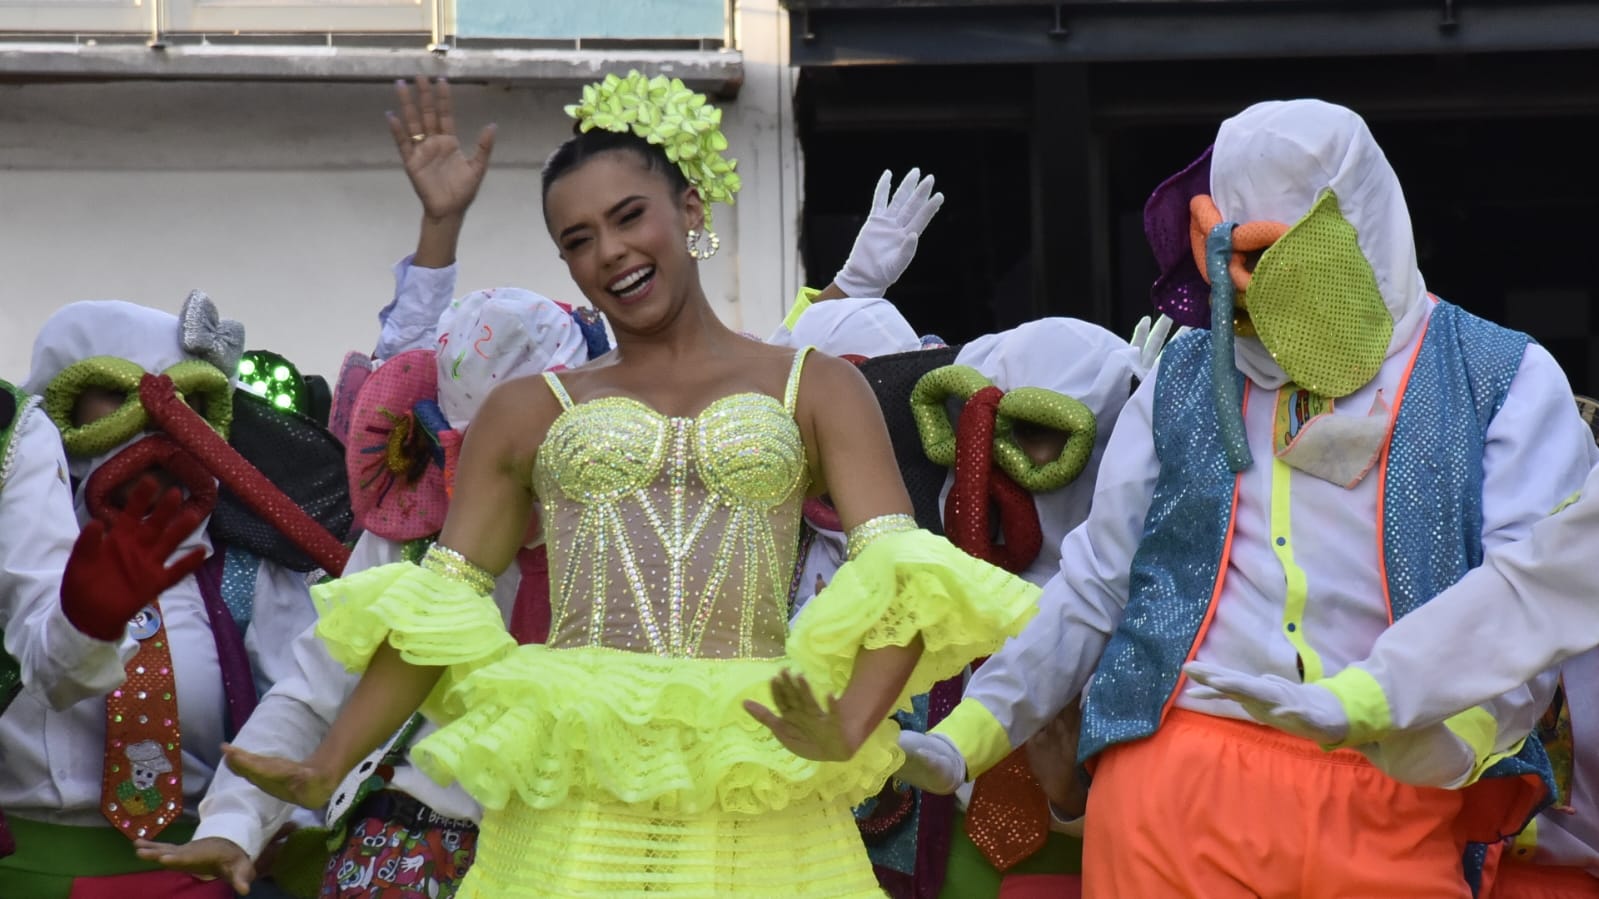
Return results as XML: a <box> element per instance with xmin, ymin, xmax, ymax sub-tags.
<box><xmin>238</xmin><ymin>350</ymin><xmax>309</xmax><ymax>415</ymax></box>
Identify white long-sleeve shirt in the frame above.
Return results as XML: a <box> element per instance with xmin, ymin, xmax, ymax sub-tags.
<box><xmin>1317</xmin><ymin>458</ymin><xmax>1599</xmax><ymax>736</ymax></box>
<box><xmin>0</xmin><ymin>525</ymin><xmax>316</xmax><ymax>827</ymax></box>
<box><xmin>1</xmin><ymin>402</ymin><xmax>133</xmax><ymax>709</ymax></box>
<box><xmin>1309</xmin><ymin>460</ymin><xmax>1599</xmax><ymax>876</ymax></box>
<box><xmin>949</xmin><ymin>315</ymin><xmax>1591</xmax><ymax>785</ymax></box>
<box><xmin>193</xmin><ymin>532</ymin><xmax>522</xmax><ymax>860</ymax></box>
<box><xmin>373</xmin><ymin>256</ymin><xmax>457</xmax><ymax>361</ymax></box>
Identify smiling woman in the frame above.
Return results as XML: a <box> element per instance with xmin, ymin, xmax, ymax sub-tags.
<box><xmin>216</xmin><ymin>71</ymin><xmax>1040</xmax><ymax>898</ymax></box>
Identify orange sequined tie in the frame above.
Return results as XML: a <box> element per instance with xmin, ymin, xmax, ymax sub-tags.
<box><xmin>942</xmin><ymin>386</ymin><xmax>1051</xmax><ymax>871</ymax></box>
<box><xmin>102</xmin><ymin>601</ymin><xmax>183</xmax><ymax>840</ymax></box>
<box><xmin>965</xmin><ymin>749</ymin><xmax>1051</xmax><ymax>870</ymax></box>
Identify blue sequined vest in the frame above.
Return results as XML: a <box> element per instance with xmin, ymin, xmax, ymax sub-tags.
<box><xmin>1079</xmin><ymin>301</ymin><xmax>1553</xmax><ymax>798</ymax></box>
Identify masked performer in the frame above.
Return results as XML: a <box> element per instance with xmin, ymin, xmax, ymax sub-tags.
<box><xmin>2</xmin><ymin>382</ymin><xmax>204</xmax><ymax>860</ymax></box>
<box><xmin>0</xmin><ymin>293</ymin><xmax>357</xmax><ymax>897</ymax></box>
<box><xmin>898</xmin><ymin>99</ymin><xmax>1595</xmax><ymax>897</ymax></box>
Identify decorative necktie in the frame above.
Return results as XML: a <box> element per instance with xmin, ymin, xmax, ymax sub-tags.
<box><xmin>965</xmin><ymin>750</ymin><xmax>1050</xmax><ymax>870</ymax></box>
<box><xmin>102</xmin><ymin>600</ymin><xmax>183</xmax><ymax>840</ymax></box>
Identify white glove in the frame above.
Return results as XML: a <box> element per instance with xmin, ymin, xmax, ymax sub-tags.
<box><xmin>834</xmin><ymin>169</ymin><xmax>945</xmax><ymax>298</ymax></box>
<box><xmin>1129</xmin><ymin>314</ymin><xmax>1189</xmax><ymax>374</ymax></box>
<box><xmin>1183</xmin><ymin>661</ymin><xmax>1350</xmax><ymax>745</ymax></box>
<box><xmin>895</xmin><ymin>730</ymin><xmax>966</xmax><ymax>795</ymax></box>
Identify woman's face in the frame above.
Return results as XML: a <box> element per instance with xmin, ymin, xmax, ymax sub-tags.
<box><xmin>545</xmin><ymin>151</ymin><xmax>704</xmax><ymax>338</ymax></box>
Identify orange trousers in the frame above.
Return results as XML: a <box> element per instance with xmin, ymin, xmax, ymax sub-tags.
<box><xmin>1083</xmin><ymin>709</ymin><xmax>1475</xmax><ymax>898</ymax></box>
<box><xmin>1487</xmin><ymin>862</ymin><xmax>1599</xmax><ymax>899</ymax></box>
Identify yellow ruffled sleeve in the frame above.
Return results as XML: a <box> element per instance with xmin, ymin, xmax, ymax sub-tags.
<box><xmin>311</xmin><ymin>560</ymin><xmax>516</xmax><ymax>720</ymax></box>
<box><xmin>786</xmin><ymin>527</ymin><xmax>1040</xmax><ymax>709</ymax></box>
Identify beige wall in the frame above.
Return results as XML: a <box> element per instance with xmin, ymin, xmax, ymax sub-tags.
<box><xmin>0</xmin><ymin>14</ymin><xmax>800</xmax><ymax>388</ymax></box>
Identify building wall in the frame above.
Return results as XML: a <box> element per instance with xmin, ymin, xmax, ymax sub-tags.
<box><xmin>0</xmin><ymin>2</ymin><xmax>801</xmax><ymax>388</ymax></box>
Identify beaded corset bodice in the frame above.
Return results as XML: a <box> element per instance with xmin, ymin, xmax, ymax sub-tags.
<box><xmin>533</xmin><ymin>350</ymin><xmax>811</xmax><ymax>660</ymax></box>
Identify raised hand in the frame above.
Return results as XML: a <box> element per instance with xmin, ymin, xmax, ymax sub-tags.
<box><xmin>134</xmin><ymin>836</ymin><xmax>256</xmax><ymax>895</ymax></box>
<box><xmin>387</xmin><ymin>77</ymin><xmax>497</xmax><ymax>224</ymax></box>
<box><xmin>744</xmin><ymin>670</ymin><xmax>854</xmax><ymax>762</ymax></box>
<box><xmin>833</xmin><ymin>169</ymin><xmax>945</xmax><ymax>299</ymax></box>
<box><xmin>1183</xmin><ymin>661</ymin><xmax>1350</xmax><ymax>745</ymax></box>
<box><xmin>60</xmin><ymin>476</ymin><xmax>207</xmax><ymax>640</ymax></box>
<box><xmin>1129</xmin><ymin>313</ymin><xmax>1189</xmax><ymax>373</ymax></box>
<box><xmin>222</xmin><ymin>743</ymin><xmax>337</xmax><ymax>811</ymax></box>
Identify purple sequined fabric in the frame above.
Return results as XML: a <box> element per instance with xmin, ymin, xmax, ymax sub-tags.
<box><xmin>196</xmin><ymin>551</ymin><xmax>259</xmax><ymax>738</ymax></box>
<box><xmin>1144</xmin><ymin>146</ymin><xmax>1214</xmax><ymax>328</ymax></box>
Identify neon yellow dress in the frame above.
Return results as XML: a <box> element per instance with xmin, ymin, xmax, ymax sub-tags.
<box><xmin>312</xmin><ymin>348</ymin><xmax>1039</xmax><ymax>897</ymax></box>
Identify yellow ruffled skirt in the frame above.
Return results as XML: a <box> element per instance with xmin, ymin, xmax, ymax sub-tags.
<box><xmin>464</xmin><ymin>793</ymin><xmax>882</xmax><ymax>897</ymax></box>
<box><xmin>313</xmin><ymin>529</ymin><xmax>1039</xmax><ymax>897</ymax></box>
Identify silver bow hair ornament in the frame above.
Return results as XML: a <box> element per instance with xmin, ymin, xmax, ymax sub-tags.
<box><xmin>179</xmin><ymin>291</ymin><xmax>247</xmax><ymax>375</ymax></box>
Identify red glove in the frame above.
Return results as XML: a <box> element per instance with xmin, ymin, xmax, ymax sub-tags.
<box><xmin>61</xmin><ymin>476</ymin><xmax>208</xmax><ymax>641</ymax></box>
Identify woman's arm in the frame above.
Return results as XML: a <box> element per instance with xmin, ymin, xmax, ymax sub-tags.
<box><xmin>746</xmin><ymin>354</ymin><xmax>924</xmax><ymax>760</ymax></box>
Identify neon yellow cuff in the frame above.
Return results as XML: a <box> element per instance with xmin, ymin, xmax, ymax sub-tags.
<box><xmin>932</xmin><ymin>698</ymin><xmax>1013</xmax><ymax>779</ymax></box>
<box><xmin>783</xmin><ymin>287</ymin><xmax>820</xmax><ymax>331</ymax></box>
<box><xmin>1443</xmin><ymin>707</ymin><xmax>1523</xmax><ymax>787</ymax></box>
<box><xmin>1318</xmin><ymin>666</ymin><xmax>1393</xmax><ymax>748</ymax></box>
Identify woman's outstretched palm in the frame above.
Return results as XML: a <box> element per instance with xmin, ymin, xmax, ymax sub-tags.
<box><xmin>745</xmin><ymin>670</ymin><xmax>854</xmax><ymax>762</ymax></box>
<box><xmin>386</xmin><ymin>76</ymin><xmax>496</xmax><ymax>222</ymax></box>
<box><xmin>222</xmin><ymin>742</ymin><xmax>336</xmax><ymax>810</ymax></box>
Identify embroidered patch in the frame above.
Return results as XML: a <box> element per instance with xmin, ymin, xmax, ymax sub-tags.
<box><xmin>1273</xmin><ymin>387</ymin><xmax>1333</xmax><ymax>455</ymax></box>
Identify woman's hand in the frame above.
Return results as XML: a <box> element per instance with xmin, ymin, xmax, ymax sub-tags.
<box><xmin>387</xmin><ymin>77</ymin><xmax>496</xmax><ymax>224</ymax></box>
<box><xmin>134</xmin><ymin>836</ymin><xmax>256</xmax><ymax>895</ymax></box>
<box><xmin>745</xmin><ymin>670</ymin><xmax>854</xmax><ymax>762</ymax></box>
<box><xmin>221</xmin><ymin>743</ymin><xmax>338</xmax><ymax>811</ymax></box>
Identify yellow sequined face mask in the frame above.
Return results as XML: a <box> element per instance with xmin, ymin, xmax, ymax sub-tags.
<box><xmin>1244</xmin><ymin>190</ymin><xmax>1393</xmax><ymax>398</ymax></box>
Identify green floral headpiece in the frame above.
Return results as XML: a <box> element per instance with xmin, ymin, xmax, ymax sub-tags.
<box><xmin>565</xmin><ymin>71</ymin><xmax>741</xmax><ymax>230</ymax></box>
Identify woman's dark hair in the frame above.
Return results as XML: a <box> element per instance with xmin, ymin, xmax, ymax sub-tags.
<box><xmin>540</xmin><ymin>128</ymin><xmax>692</xmax><ymax>221</ymax></box>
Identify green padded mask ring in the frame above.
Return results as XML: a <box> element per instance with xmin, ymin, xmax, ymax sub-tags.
<box><xmin>47</xmin><ymin>356</ymin><xmax>233</xmax><ymax>458</ymax></box>
<box><xmin>46</xmin><ymin>356</ymin><xmax>151</xmax><ymax>458</ymax></box>
<box><xmin>165</xmin><ymin>359</ymin><xmax>235</xmax><ymax>438</ymax></box>
<box><xmin>911</xmin><ymin>365</ymin><xmax>1098</xmax><ymax>493</ymax></box>
<box><xmin>911</xmin><ymin>364</ymin><xmax>991</xmax><ymax>468</ymax></box>
<box><xmin>991</xmin><ymin>386</ymin><xmax>1096</xmax><ymax>493</ymax></box>
<box><xmin>1246</xmin><ymin>189</ymin><xmax>1393</xmax><ymax>399</ymax></box>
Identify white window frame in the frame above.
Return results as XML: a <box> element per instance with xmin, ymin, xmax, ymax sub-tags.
<box><xmin>0</xmin><ymin>0</ymin><xmax>150</xmax><ymax>34</ymax></box>
<box><xmin>163</xmin><ymin>0</ymin><xmax>434</xmax><ymax>34</ymax></box>
<box><xmin>0</xmin><ymin>0</ymin><xmax>436</xmax><ymax>34</ymax></box>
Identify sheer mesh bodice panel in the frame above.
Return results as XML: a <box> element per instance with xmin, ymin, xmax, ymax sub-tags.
<box><xmin>533</xmin><ymin>352</ymin><xmax>811</xmax><ymax>660</ymax></box>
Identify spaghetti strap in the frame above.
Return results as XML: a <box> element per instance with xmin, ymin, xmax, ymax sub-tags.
<box><xmin>783</xmin><ymin>346</ymin><xmax>813</xmax><ymax>416</ymax></box>
<box><xmin>542</xmin><ymin>372</ymin><xmax>575</xmax><ymax>410</ymax></box>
